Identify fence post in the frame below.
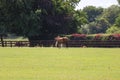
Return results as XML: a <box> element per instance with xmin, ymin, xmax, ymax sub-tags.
<box><xmin>10</xmin><ymin>41</ymin><xmax>12</xmax><ymax>47</ymax></box>
<box><xmin>0</xmin><ymin>35</ymin><xmax>4</xmax><ymax>47</ymax></box>
<box><xmin>4</xmin><ymin>41</ymin><xmax>7</xmax><ymax>47</ymax></box>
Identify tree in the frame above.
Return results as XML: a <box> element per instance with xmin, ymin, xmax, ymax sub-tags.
<box><xmin>72</xmin><ymin>10</ymin><xmax>88</xmax><ymax>33</ymax></box>
<box><xmin>117</xmin><ymin>0</ymin><xmax>120</xmax><ymax>4</ymax></box>
<box><xmin>96</xmin><ymin>18</ymin><xmax>110</xmax><ymax>33</ymax></box>
<box><xmin>106</xmin><ymin>14</ymin><xmax>120</xmax><ymax>34</ymax></box>
<box><xmin>106</xmin><ymin>25</ymin><xmax>120</xmax><ymax>34</ymax></box>
<box><xmin>115</xmin><ymin>14</ymin><xmax>120</xmax><ymax>27</ymax></box>
<box><xmin>83</xmin><ymin>6</ymin><xmax>103</xmax><ymax>22</ymax></box>
<box><xmin>79</xmin><ymin>18</ymin><xmax>110</xmax><ymax>34</ymax></box>
<box><xmin>26</xmin><ymin>0</ymin><xmax>82</xmax><ymax>40</ymax></box>
<box><xmin>0</xmin><ymin>0</ymin><xmax>43</xmax><ymax>47</ymax></box>
<box><xmin>79</xmin><ymin>22</ymin><xmax>98</xmax><ymax>34</ymax></box>
<box><xmin>0</xmin><ymin>0</ymin><xmax>42</xmax><ymax>35</ymax></box>
<box><xmin>100</xmin><ymin>5</ymin><xmax>120</xmax><ymax>25</ymax></box>
<box><xmin>0</xmin><ymin>0</ymin><xmax>82</xmax><ymax>41</ymax></box>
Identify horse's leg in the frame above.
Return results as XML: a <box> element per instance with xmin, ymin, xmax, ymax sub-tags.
<box><xmin>60</xmin><ymin>43</ymin><xmax>63</xmax><ymax>47</ymax></box>
<box><xmin>55</xmin><ymin>41</ymin><xmax>58</xmax><ymax>47</ymax></box>
<box><xmin>66</xmin><ymin>42</ymin><xmax>68</xmax><ymax>48</ymax></box>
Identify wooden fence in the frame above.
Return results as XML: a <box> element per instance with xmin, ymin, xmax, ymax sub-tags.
<box><xmin>68</xmin><ymin>40</ymin><xmax>120</xmax><ymax>47</ymax></box>
<box><xmin>0</xmin><ymin>40</ymin><xmax>120</xmax><ymax>47</ymax></box>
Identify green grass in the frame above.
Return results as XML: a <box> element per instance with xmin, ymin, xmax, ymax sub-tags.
<box><xmin>0</xmin><ymin>48</ymin><xmax>120</xmax><ymax>80</ymax></box>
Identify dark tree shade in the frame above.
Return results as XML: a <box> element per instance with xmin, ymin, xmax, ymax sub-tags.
<box><xmin>0</xmin><ymin>0</ymin><xmax>84</xmax><ymax>41</ymax></box>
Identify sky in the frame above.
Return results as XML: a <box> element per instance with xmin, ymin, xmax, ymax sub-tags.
<box><xmin>76</xmin><ymin>0</ymin><xmax>119</xmax><ymax>9</ymax></box>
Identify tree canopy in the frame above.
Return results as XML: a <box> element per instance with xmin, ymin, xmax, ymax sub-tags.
<box><xmin>0</xmin><ymin>0</ymin><xmax>86</xmax><ymax>40</ymax></box>
<box><xmin>83</xmin><ymin>6</ymin><xmax>103</xmax><ymax>22</ymax></box>
<box><xmin>0</xmin><ymin>0</ymin><xmax>120</xmax><ymax>40</ymax></box>
<box><xmin>117</xmin><ymin>0</ymin><xmax>120</xmax><ymax>4</ymax></box>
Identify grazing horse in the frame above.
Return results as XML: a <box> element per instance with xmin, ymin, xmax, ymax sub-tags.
<box><xmin>55</xmin><ymin>36</ymin><xmax>69</xmax><ymax>47</ymax></box>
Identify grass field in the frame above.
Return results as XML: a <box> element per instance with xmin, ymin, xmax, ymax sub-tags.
<box><xmin>0</xmin><ymin>48</ymin><xmax>120</xmax><ymax>80</ymax></box>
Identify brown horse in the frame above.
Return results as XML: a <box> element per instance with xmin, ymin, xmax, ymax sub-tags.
<box><xmin>55</xmin><ymin>36</ymin><xmax>69</xmax><ymax>47</ymax></box>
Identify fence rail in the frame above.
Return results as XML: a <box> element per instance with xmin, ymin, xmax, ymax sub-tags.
<box><xmin>68</xmin><ymin>40</ymin><xmax>120</xmax><ymax>47</ymax></box>
<box><xmin>0</xmin><ymin>40</ymin><xmax>120</xmax><ymax>47</ymax></box>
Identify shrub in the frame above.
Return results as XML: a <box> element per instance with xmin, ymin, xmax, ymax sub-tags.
<box><xmin>106</xmin><ymin>25</ymin><xmax>120</xmax><ymax>34</ymax></box>
<box><xmin>112</xmin><ymin>34</ymin><xmax>120</xmax><ymax>40</ymax></box>
<box><xmin>70</xmin><ymin>33</ymin><xmax>86</xmax><ymax>40</ymax></box>
<box><xmin>94</xmin><ymin>34</ymin><xmax>103</xmax><ymax>40</ymax></box>
<box><xmin>68</xmin><ymin>34</ymin><xmax>120</xmax><ymax>41</ymax></box>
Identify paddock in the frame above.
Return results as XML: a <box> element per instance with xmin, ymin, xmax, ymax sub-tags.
<box><xmin>0</xmin><ymin>48</ymin><xmax>119</xmax><ymax>80</ymax></box>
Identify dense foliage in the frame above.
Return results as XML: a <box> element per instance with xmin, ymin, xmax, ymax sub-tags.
<box><xmin>0</xmin><ymin>0</ymin><xmax>120</xmax><ymax>40</ymax></box>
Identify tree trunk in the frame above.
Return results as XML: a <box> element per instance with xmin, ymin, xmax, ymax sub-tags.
<box><xmin>0</xmin><ymin>35</ymin><xmax>4</xmax><ymax>47</ymax></box>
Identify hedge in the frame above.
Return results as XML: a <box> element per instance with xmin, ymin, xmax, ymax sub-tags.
<box><xmin>69</xmin><ymin>33</ymin><xmax>120</xmax><ymax>41</ymax></box>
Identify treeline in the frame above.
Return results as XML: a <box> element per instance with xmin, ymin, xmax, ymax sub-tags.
<box><xmin>80</xmin><ymin>5</ymin><xmax>120</xmax><ymax>34</ymax></box>
<box><xmin>0</xmin><ymin>0</ymin><xmax>120</xmax><ymax>40</ymax></box>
